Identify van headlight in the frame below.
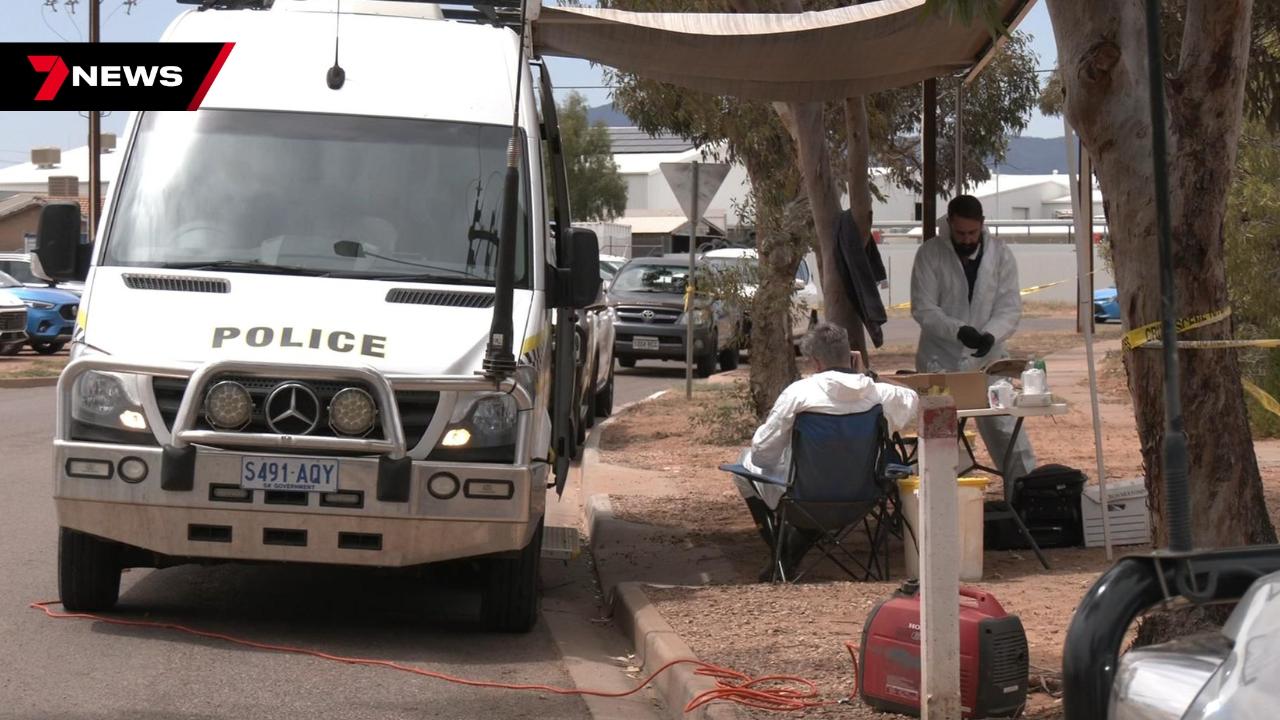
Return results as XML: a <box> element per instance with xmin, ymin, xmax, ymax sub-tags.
<box><xmin>429</xmin><ymin>392</ymin><xmax>519</xmax><ymax>463</ymax></box>
<box><xmin>70</xmin><ymin>370</ymin><xmax>153</xmax><ymax>443</ymax></box>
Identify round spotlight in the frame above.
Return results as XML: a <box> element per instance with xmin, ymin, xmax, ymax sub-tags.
<box><xmin>427</xmin><ymin>472</ymin><xmax>460</xmax><ymax>500</ymax></box>
<box><xmin>118</xmin><ymin>456</ymin><xmax>149</xmax><ymax>483</ymax></box>
<box><xmin>328</xmin><ymin>387</ymin><xmax>377</xmax><ymax>436</ymax></box>
<box><xmin>204</xmin><ymin>381</ymin><xmax>253</xmax><ymax>430</ymax></box>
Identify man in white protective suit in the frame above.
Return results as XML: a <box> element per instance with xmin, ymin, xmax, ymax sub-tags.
<box><xmin>909</xmin><ymin>194</ymin><xmax>1037</xmax><ymax>482</ymax></box>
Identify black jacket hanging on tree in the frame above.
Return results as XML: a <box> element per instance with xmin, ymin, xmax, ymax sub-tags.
<box><xmin>834</xmin><ymin>209</ymin><xmax>887</xmax><ymax>348</ymax></box>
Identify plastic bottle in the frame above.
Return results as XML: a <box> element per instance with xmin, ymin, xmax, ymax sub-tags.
<box><xmin>1021</xmin><ymin>357</ymin><xmax>1046</xmax><ymax>395</ymax></box>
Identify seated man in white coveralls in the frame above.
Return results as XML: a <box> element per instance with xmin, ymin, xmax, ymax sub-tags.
<box><xmin>735</xmin><ymin>322</ymin><xmax>918</xmax><ymax>580</ymax></box>
<box><xmin>910</xmin><ymin>194</ymin><xmax>1037</xmax><ymax>483</ymax></box>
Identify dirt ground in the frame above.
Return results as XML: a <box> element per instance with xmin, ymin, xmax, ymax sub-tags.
<box><xmin>596</xmin><ymin>325</ymin><xmax>1279</xmax><ymax>719</ymax></box>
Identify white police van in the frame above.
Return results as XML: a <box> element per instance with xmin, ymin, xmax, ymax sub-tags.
<box><xmin>33</xmin><ymin>0</ymin><xmax>599</xmax><ymax>632</ymax></box>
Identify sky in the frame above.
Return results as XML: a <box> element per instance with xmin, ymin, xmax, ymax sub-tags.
<box><xmin>0</xmin><ymin>0</ymin><xmax>1062</xmax><ymax>169</ymax></box>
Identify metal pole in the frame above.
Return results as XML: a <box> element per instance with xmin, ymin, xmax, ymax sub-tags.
<box><xmin>1080</xmin><ymin>144</ymin><xmax>1112</xmax><ymax>559</ymax></box>
<box><xmin>954</xmin><ymin>79</ymin><xmax>964</xmax><ymax>195</ymax></box>
<box><xmin>1144</xmin><ymin>0</ymin><xmax>1192</xmax><ymax>552</ymax></box>
<box><xmin>88</xmin><ymin>0</ymin><xmax>101</xmax><ymax>243</ymax></box>
<box><xmin>686</xmin><ymin>161</ymin><xmax>699</xmax><ymax>400</ymax></box>
<box><xmin>922</xmin><ymin>79</ymin><xmax>937</xmax><ymax>240</ymax></box>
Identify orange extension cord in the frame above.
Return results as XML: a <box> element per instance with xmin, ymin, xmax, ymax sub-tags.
<box><xmin>30</xmin><ymin>600</ymin><xmax>860</xmax><ymax>714</ymax></box>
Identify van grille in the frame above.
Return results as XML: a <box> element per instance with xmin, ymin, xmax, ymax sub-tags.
<box><xmin>123</xmin><ymin>274</ymin><xmax>230</xmax><ymax>294</ymax></box>
<box><xmin>385</xmin><ymin>288</ymin><xmax>494</xmax><ymax>308</ymax></box>
<box><xmin>152</xmin><ymin>377</ymin><xmax>439</xmax><ymax>448</ymax></box>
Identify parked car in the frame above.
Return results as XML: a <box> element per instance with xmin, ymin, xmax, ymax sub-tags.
<box><xmin>608</xmin><ymin>256</ymin><xmax>743</xmax><ymax>377</ymax></box>
<box><xmin>572</xmin><ymin>276</ymin><xmax>616</xmax><ymax>444</ymax></box>
<box><xmin>0</xmin><ymin>271</ymin><xmax>78</xmax><ymax>354</ymax></box>
<box><xmin>1094</xmin><ymin>286</ymin><xmax>1120</xmax><ymax>323</ymax></box>
<box><xmin>0</xmin><ymin>252</ymin><xmax>85</xmax><ymax>297</ymax></box>
<box><xmin>702</xmin><ymin>247</ymin><xmax>824</xmax><ymax>342</ymax></box>
<box><xmin>0</xmin><ymin>288</ymin><xmax>27</xmax><ymax>356</ymax></box>
<box><xmin>599</xmin><ymin>254</ymin><xmax>627</xmax><ymax>281</ymax></box>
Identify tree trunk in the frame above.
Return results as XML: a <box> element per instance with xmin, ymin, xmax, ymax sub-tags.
<box><xmin>743</xmin><ymin>165</ymin><xmax>801</xmax><ymax>417</ymax></box>
<box><xmin>1046</xmin><ymin>0</ymin><xmax>1275</xmax><ymax>640</ymax></box>
<box><xmin>783</xmin><ymin>100</ymin><xmax>868</xmax><ymax>360</ymax></box>
<box><xmin>845</xmin><ymin>96</ymin><xmax>873</xmax><ymax>237</ymax></box>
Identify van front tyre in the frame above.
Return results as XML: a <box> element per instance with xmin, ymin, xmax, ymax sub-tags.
<box><xmin>718</xmin><ymin>345</ymin><xmax>739</xmax><ymax>371</ymax></box>
<box><xmin>58</xmin><ymin>527</ymin><xmax>122</xmax><ymax>612</ymax></box>
<box><xmin>695</xmin><ymin>352</ymin><xmax>717</xmax><ymax>378</ymax></box>
<box><xmin>481</xmin><ymin>520</ymin><xmax>542</xmax><ymax>633</ymax></box>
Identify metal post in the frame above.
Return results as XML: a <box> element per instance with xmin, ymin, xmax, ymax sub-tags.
<box><xmin>685</xmin><ymin>161</ymin><xmax>699</xmax><ymax>400</ymax></box>
<box><xmin>919</xmin><ymin>395</ymin><xmax>961</xmax><ymax>720</ymax></box>
<box><xmin>954</xmin><ymin>79</ymin><xmax>964</xmax><ymax>195</ymax></box>
<box><xmin>88</xmin><ymin>0</ymin><xmax>101</xmax><ymax>242</ymax></box>
<box><xmin>922</xmin><ymin>79</ymin><xmax>937</xmax><ymax>240</ymax></box>
<box><xmin>1065</xmin><ymin>119</ymin><xmax>1113</xmax><ymax>559</ymax></box>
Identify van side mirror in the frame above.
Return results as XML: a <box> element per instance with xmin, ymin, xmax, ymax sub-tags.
<box><xmin>565</xmin><ymin>227</ymin><xmax>600</xmax><ymax>309</ymax></box>
<box><xmin>793</xmin><ymin>278</ymin><xmax>806</xmax><ymax>291</ymax></box>
<box><xmin>34</xmin><ymin>202</ymin><xmax>89</xmax><ymax>282</ymax></box>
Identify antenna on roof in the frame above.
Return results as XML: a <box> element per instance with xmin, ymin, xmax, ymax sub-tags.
<box><xmin>326</xmin><ymin>0</ymin><xmax>346</xmax><ymax>90</ymax></box>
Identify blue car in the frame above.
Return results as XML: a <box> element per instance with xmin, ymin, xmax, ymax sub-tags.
<box><xmin>1094</xmin><ymin>287</ymin><xmax>1120</xmax><ymax>323</ymax></box>
<box><xmin>0</xmin><ymin>271</ymin><xmax>78</xmax><ymax>355</ymax></box>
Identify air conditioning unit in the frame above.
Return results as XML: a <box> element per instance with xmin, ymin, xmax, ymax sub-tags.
<box><xmin>31</xmin><ymin>147</ymin><xmax>61</xmax><ymax>168</ymax></box>
<box><xmin>100</xmin><ymin>133</ymin><xmax>118</xmax><ymax>153</ymax></box>
<box><xmin>48</xmin><ymin>175</ymin><xmax>80</xmax><ymax>198</ymax></box>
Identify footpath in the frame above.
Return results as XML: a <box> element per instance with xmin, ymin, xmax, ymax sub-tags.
<box><xmin>569</xmin><ymin>339</ymin><xmax>1280</xmax><ymax>720</ymax></box>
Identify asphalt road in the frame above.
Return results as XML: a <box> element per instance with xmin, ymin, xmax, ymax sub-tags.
<box><xmin>0</xmin><ymin>386</ymin><xmax>655</xmax><ymax>720</ymax></box>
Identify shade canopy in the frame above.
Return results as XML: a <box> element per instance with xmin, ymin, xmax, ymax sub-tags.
<box><xmin>533</xmin><ymin>0</ymin><xmax>1033</xmax><ymax>102</ymax></box>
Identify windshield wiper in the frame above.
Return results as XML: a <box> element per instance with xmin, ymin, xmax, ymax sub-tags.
<box><xmin>161</xmin><ymin>260</ymin><xmax>329</xmax><ymax>276</ymax></box>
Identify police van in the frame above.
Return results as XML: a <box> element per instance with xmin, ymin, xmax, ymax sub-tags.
<box><xmin>33</xmin><ymin>0</ymin><xmax>599</xmax><ymax>632</ymax></box>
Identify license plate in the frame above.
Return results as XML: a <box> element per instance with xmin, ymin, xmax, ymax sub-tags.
<box><xmin>241</xmin><ymin>455</ymin><xmax>339</xmax><ymax>493</ymax></box>
<box><xmin>632</xmin><ymin>336</ymin><xmax>660</xmax><ymax>351</ymax></box>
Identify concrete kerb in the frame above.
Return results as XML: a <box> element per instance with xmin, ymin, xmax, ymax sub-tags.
<box><xmin>0</xmin><ymin>376</ymin><xmax>59</xmax><ymax>388</ymax></box>
<box><xmin>582</xmin><ymin>385</ymin><xmax>743</xmax><ymax>720</ymax></box>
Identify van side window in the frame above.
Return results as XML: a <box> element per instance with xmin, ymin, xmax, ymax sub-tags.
<box><xmin>795</xmin><ymin>260</ymin><xmax>810</xmax><ymax>284</ymax></box>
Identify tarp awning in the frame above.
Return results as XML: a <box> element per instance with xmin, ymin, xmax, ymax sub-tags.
<box><xmin>533</xmin><ymin>0</ymin><xmax>1032</xmax><ymax>102</ymax></box>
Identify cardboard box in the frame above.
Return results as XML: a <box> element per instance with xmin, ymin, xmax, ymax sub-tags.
<box><xmin>884</xmin><ymin>371</ymin><xmax>989</xmax><ymax>410</ymax></box>
<box><xmin>1081</xmin><ymin>477</ymin><xmax>1151</xmax><ymax>548</ymax></box>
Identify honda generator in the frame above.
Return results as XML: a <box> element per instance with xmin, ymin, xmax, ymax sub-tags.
<box><xmin>859</xmin><ymin>580</ymin><xmax>1028</xmax><ymax>718</ymax></box>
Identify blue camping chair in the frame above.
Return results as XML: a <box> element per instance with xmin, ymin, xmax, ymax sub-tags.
<box><xmin>720</xmin><ymin>407</ymin><xmax>911</xmax><ymax>583</ymax></box>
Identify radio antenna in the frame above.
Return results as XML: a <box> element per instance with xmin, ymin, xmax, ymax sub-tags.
<box><xmin>481</xmin><ymin>0</ymin><xmax>530</xmax><ymax>380</ymax></box>
<box><xmin>326</xmin><ymin>0</ymin><xmax>346</xmax><ymax>90</ymax></box>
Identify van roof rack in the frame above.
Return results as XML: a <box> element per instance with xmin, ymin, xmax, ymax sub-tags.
<box><xmin>175</xmin><ymin>0</ymin><xmax>273</xmax><ymax>9</ymax></box>
<box><xmin>436</xmin><ymin>0</ymin><xmax>523</xmax><ymax>28</ymax></box>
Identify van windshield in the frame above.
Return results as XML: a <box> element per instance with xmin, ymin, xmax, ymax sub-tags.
<box><xmin>104</xmin><ymin>110</ymin><xmax>530</xmax><ymax>286</ymax></box>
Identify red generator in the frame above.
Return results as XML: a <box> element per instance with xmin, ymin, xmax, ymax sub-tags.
<box><xmin>859</xmin><ymin>580</ymin><xmax>1028</xmax><ymax>718</ymax></box>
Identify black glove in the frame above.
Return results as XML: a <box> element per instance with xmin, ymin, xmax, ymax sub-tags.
<box><xmin>957</xmin><ymin>325</ymin><xmax>983</xmax><ymax>349</ymax></box>
<box><xmin>974</xmin><ymin>332</ymin><xmax>996</xmax><ymax>358</ymax></box>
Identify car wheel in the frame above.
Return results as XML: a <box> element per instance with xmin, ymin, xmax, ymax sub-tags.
<box><xmin>718</xmin><ymin>344</ymin><xmax>739</xmax><ymax>371</ymax></box>
<box><xmin>695</xmin><ymin>352</ymin><xmax>717</xmax><ymax>378</ymax></box>
<box><xmin>58</xmin><ymin>527</ymin><xmax>122</xmax><ymax>612</ymax></box>
<box><xmin>594</xmin><ymin>367</ymin><xmax>615</xmax><ymax>418</ymax></box>
<box><xmin>0</xmin><ymin>342</ymin><xmax>20</xmax><ymax>356</ymax></box>
<box><xmin>617</xmin><ymin>356</ymin><xmax>636</xmax><ymax>369</ymax></box>
<box><xmin>480</xmin><ymin>519</ymin><xmax>542</xmax><ymax>633</ymax></box>
<box><xmin>31</xmin><ymin>341</ymin><xmax>65</xmax><ymax>355</ymax></box>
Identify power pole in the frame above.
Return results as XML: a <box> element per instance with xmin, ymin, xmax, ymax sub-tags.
<box><xmin>88</xmin><ymin>0</ymin><xmax>101</xmax><ymax>242</ymax></box>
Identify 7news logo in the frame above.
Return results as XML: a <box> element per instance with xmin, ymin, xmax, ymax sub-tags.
<box><xmin>3</xmin><ymin>43</ymin><xmax>232</xmax><ymax>111</ymax></box>
<box><xmin>28</xmin><ymin>56</ymin><xmax>184</xmax><ymax>101</ymax></box>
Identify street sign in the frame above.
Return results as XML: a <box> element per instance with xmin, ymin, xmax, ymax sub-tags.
<box><xmin>660</xmin><ymin>161</ymin><xmax>730</xmax><ymax>231</ymax></box>
<box><xmin>660</xmin><ymin>160</ymin><xmax>731</xmax><ymax>398</ymax></box>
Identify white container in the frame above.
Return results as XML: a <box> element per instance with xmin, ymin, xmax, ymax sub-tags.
<box><xmin>898</xmin><ymin>476</ymin><xmax>989</xmax><ymax>581</ymax></box>
<box><xmin>1081</xmin><ymin>477</ymin><xmax>1151</xmax><ymax>548</ymax></box>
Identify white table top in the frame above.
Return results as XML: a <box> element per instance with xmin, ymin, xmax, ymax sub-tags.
<box><xmin>956</xmin><ymin>396</ymin><xmax>1070</xmax><ymax>419</ymax></box>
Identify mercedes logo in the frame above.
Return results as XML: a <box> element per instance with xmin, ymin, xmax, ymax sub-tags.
<box><xmin>265</xmin><ymin>383</ymin><xmax>321</xmax><ymax>435</ymax></box>
<box><xmin>641</xmin><ymin>309</ymin><xmax>655</xmax><ymax>323</ymax></box>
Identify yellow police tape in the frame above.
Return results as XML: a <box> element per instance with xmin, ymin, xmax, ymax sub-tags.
<box><xmin>889</xmin><ymin>278</ymin><xmax>1072</xmax><ymax>311</ymax></box>
<box><xmin>1243</xmin><ymin>379</ymin><xmax>1280</xmax><ymax>418</ymax></box>
<box><xmin>1120</xmin><ymin>307</ymin><xmax>1233</xmax><ymax>351</ymax></box>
